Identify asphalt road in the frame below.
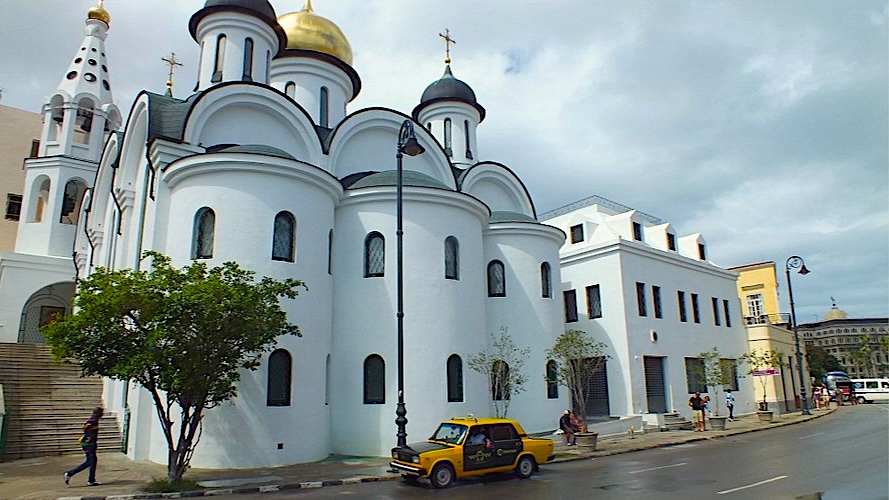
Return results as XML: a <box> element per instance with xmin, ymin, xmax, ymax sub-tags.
<box><xmin>250</xmin><ymin>404</ymin><xmax>889</xmax><ymax>499</ymax></box>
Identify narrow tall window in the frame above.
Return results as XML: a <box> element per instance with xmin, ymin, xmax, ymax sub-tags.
<box><xmin>586</xmin><ymin>284</ymin><xmax>602</xmax><ymax>319</ymax></box>
<box><xmin>443</xmin><ymin>118</ymin><xmax>452</xmax><ymax>157</ymax></box>
<box><xmin>636</xmin><ymin>282</ymin><xmax>647</xmax><ymax>317</ymax></box>
<box><xmin>265</xmin><ymin>50</ymin><xmax>270</xmax><ymax>83</ymax></box>
<box><xmin>319</xmin><ymin>87</ymin><xmax>329</xmax><ymax>127</ymax></box>
<box><xmin>698</xmin><ymin>243</ymin><xmax>707</xmax><ymax>260</ymax></box>
<box><xmin>212</xmin><ymin>34</ymin><xmax>226</xmax><ymax>82</ymax></box>
<box><xmin>487</xmin><ymin>260</ymin><xmax>505</xmax><ymax>297</ymax></box>
<box><xmin>712</xmin><ymin>297</ymin><xmax>721</xmax><ymax>326</ymax></box>
<box><xmin>192</xmin><ymin>207</ymin><xmax>215</xmax><ymax>259</ymax></box>
<box><xmin>678</xmin><ymin>291</ymin><xmax>687</xmax><ymax>322</ymax></box>
<box><xmin>32</xmin><ymin>178</ymin><xmax>51</xmax><ymax>222</ymax></box>
<box><xmin>447</xmin><ymin>354</ymin><xmax>463</xmax><ymax>402</ymax></box>
<box><xmin>564</xmin><ymin>290</ymin><xmax>578</xmax><ymax>323</ymax></box>
<box><xmin>272</xmin><ymin>211</ymin><xmax>295</xmax><ymax>262</ymax></box>
<box><xmin>653</xmin><ymin>285</ymin><xmax>662</xmax><ymax>319</ymax></box>
<box><xmin>546</xmin><ymin>360</ymin><xmax>559</xmax><ymax>399</ymax></box>
<box><xmin>691</xmin><ymin>293</ymin><xmax>700</xmax><ymax>323</ymax></box>
<box><xmin>325</xmin><ymin>354</ymin><xmax>331</xmax><ymax>405</ymax></box>
<box><xmin>364</xmin><ymin>232</ymin><xmax>384</xmax><ymax>277</ymax></box>
<box><xmin>570</xmin><ymin>224</ymin><xmax>584</xmax><ymax>243</ymax></box>
<box><xmin>29</xmin><ymin>139</ymin><xmax>40</xmax><ymax>158</ymax></box>
<box><xmin>267</xmin><ymin>349</ymin><xmax>292</xmax><ymax>406</ymax></box>
<box><xmin>363</xmin><ymin>355</ymin><xmax>385</xmax><ymax>404</ymax></box>
<box><xmin>723</xmin><ymin>299</ymin><xmax>732</xmax><ymax>327</ymax></box>
<box><xmin>540</xmin><ymin>263</ymin><xmax>552</xmax><ymax>298</ymax></box>
<box><xmin>491</xmin><ymin>360</ymin><xmax>510</xmax><ymax>401</ymax></box>
<box><xmin>285</xmin><ymin>81</ymin><xmax>296</xmax><ymax>98</ymax></box>
<box><xmin>242</xmin><ymin>37</ymin><xmax>254</xmax><ymax>81</ymax></box>
<box><xmin>667</xmin><ymin>233</ymin><xmax>676</xmax><ymax>251</ymax></box>
<box><xmin>5</xmin><ymin>194</ymin><xmax>23</xmax><ymax>221</ymax></box>
<box><xmin>327</xmin><ymin>229</ymin><xmax>333</xmax><ymax>274</ymax></box>
<box><xmin>464</xmin><ymin>120</ymin><xmax>473</xmax><ymax>159</ymax></box>
<box><xmin>632</xmin><ymin>222</ymin><xmax>643</xmax><ymax>241</ymax></box>
<box><xmin>746</xmin><ymin>293</ymin><xmax>764</xmax><ymax>323</ymax></box>
<box><xmin>444</xmin><ymin>236</ymin><xmax>459</xmax><ymax>280</ymax></box>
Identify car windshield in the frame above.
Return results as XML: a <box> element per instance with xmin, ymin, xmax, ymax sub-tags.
<box><xmin>431</xmin><ymin>423</ymin><xmax>467</xmax><ymax>444</ymax></box>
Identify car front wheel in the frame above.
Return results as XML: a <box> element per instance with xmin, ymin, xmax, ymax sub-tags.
<box><xmin>857</xmin><ymin>396</ymin><xmax>867</xmax><ymax>404</ymax></box>
<box><xmin>430</xmin><ymin>462</ymin><xmax>455</xmax><ymax>488</ymax></box>
<box><xmin>515</xmin><ymin>455</ymin><xmax>535</xmax><ymax>479</ymax></box>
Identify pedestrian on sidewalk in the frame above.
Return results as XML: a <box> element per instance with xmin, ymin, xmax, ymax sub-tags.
<box><xmin>725</xmin><ymin>389</ymin><xmax>735</xmax><ymax>421</ymax></box>
<box><xmin>64</xmin><ymin>407</ymin><xmax>103</xmax><ymax>486</ymax></box>
<box><xmin>688</xmin><ymin>392</ymin><xmax>704</xmax><ymax>431</ymax></box>
<box><xmin>559</xmin><ymin>410</ymin><xmax>576</xmax><ymax>445</ymax></box>
<box><xmin>813</xmin><ymin>385</ymin><xmax>821</xmax><ymax>410</ymax></box>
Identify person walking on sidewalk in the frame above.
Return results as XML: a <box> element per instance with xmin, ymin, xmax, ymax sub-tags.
<box><xmin>725</xmin><ymin>389</ymin><xmax>736</xmax><ymax>421</ymax></box>
<box><xmin>64</xmin><ymin>407</ymin><xmax>103</xmax><ymax>486</ymax></box>
<box><xmin>689</xmin><ymin>392</ymin><xmax>704</xmax><ymax>431</ymax></box>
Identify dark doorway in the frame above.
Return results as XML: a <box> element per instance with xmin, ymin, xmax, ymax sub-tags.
<box><xmin>644</xmin><ymin>356</ymin><xmax>667</xmax><ymax>413</ymax></box>
<box><xmin>572</xmin><ymin>358</ymin><xmax>610</xmax><ymax>417</ymax></box>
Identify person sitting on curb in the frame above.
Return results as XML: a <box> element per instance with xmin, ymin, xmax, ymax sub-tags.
<box><xmin>559</xmin><ymin>410</ymin><xmax>577</xmax><ymax>445</ymax></box>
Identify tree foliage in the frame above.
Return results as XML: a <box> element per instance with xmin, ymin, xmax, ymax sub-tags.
<box><xmin>467</xmin><ymin>328</ymin><xmax>530</xmax><ymax>417</ymax></box>
<box><xmin>695</xmin><ymin>347</ymin><xmax>735</xmax><ymax>417</ymax></box>
<box><xmin>43</xmin><ymin>252</ymin><xmax>305</xmax><ymax>482</ymax></box>
<box><xmin>545</xmin><ymin>329</ymin><xmax>609</xmax><ymax>425</ymax></box>
<box><xmin>740</xmin><ymin>348</ymin><xmax>785</xmax><ymax>409</ymax></box>
<box><xmin>805</xmin><ymin>345</ymin><xmax>842</xmax><ymax>380</ymax></box>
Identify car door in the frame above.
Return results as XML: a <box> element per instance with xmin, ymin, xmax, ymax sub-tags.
<box><xmin>490</xmin><ymin>423</ymin><xmax>523</xmax><ymax>467</ymax></box>
<box><xmin>462</xmin><ymin>425</ymin><xmax>495</xmax><ymax>472</ymax></box>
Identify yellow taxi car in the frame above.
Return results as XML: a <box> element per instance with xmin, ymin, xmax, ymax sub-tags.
<box><xmin>389</xmin><ymin>415</ymin><xmax>555</xmax><ymax>488</ymax></box>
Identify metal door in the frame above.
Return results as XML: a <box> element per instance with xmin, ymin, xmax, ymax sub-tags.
<box><xmin>644</xmin><ymin>356</ymin><xmax>667</xmax><ymax>413</ymax></box>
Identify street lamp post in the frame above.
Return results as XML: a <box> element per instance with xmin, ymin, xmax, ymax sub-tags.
<box><xmin>395</xmin><ymin>119</ymin><xmax>425</xmax><ymax>447</ymax></box>
<box><xmin>785</xmin><ymin>255</ymin><xmax>812</xmax><ymax>416</ymax></box>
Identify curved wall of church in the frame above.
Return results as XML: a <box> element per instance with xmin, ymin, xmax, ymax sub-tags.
<box><xmin>152</xmin><ymin>158</ymin><xmax>339</xmax><ymax>467</ymax></box>
<box><xmin>329</xmin><ymin>187</ymin><xmax>491</xmax><ymax>456</ymax></box>
<box><xmin>483</xmin><ymin>223</ymin><xmax>568</xmax><ymax>431</ymax></box>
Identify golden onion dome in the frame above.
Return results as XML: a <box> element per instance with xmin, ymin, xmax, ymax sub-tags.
<box><xmin>278</xmin><ymin>0</ymin><xmax>353</xmax><ymax>65</ymax></box>
<box><xmin>87</xmin><ymin>0</ymin><xmax>111</xmax><ymax>25</ymax></box>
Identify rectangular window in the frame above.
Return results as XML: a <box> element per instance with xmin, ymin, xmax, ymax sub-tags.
<box><xmin>632</xmin><ymin>222</ymin><xmax>643</xmax><ymax>241</ymax></box>
<box><xmin>691</xmin><ymin>293</ymin><xmax>700</xmax><ymax>323</ymax></box>
<box><xmin>570</xmin><ymin>224</ymin><xmax>584</xmax><ymax>244</ymax></box>
<box><xmin>677</xmin><ymin>291</ymin><xmax>687</xmax><ymax>322</ymax></box>
<box><xmin>685</xmin><ymin>357</ymin><xmax>706</xmax><ymax>393</ymax></box>
<box><xmin>712</xmin><ymin>297</ymin><xmax>721</xmax><ymax>326</ymax></box>
<box><xmin>720</xmin><ymin>359</ymin><xmax>739</xmax><ymax>391</ymax></box>
<box><xmin>564</xmin><ymin>289</ymin><xmax>578</xmax><ymax>323</ymax></box>
<box><xmin>698</xmin><ymin>243</ymin><xmax>707</xmax><ymax>260</ymax></box>
<box><xmin>29</xmin><ymin>139</ymin><xmax>40</xmax><ymax>158</ymax></box>
<box><xmin>636</xmin><ymin>282</ymin><xmax>647</xmax><ymax>317</ymax></box>
<box><xmin>667</xmin><ymin>233</ymin><xmax>676</xmax><ymax>251</ymax></box>
<box><xmin>723</xmin><ymin>299</ymin><xmax>732</xmax><ymax>327</ymax></box>
<box><xmin>746</xmin><ymin>293</ymin><xmax>764</xmax><ymax>324</ymax></box>
<box><xmin>5</xmin><ymin>194</ymin><xmax>23</xmax><ymax>221</ymax></box>
<box><xmin>586</xmin><ymin>284</ymin><xmax>602</xmax><ymax>319</ymax></box>
<box><xmin>652</xmin><ymin>285</ymin><xmax>662</xmax><ymax>319</ymax></box>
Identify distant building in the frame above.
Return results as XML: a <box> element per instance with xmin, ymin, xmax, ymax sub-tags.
<box><xmin>729</xmin><ymin>261</ymin><xmax>812</xmax><ymax>414</ymax></box>
<box><xmin>798</xmin><ymin>303</ymin><xmax>889</xmax><ymax>378</ymax></box>
<box><xmin>543</xmin><ymin>195</ymin><xmax>755</xmax><ymax>425</ymax></box>
<box><xmin>0</xmin><ymin>104</ymin><xmax>43</xmax><ymax>253</ymax></box>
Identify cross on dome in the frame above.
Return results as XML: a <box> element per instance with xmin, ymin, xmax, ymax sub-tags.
<box><xmin>439</xmin><ymin>29</ymin><xmax>456</xmax><ymax>65</ymax></box>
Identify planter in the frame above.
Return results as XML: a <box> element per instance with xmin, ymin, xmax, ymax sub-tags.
<box><xmin>756</xmin><ymin>410</ymin><xmax>773</xmax><ymax>423</ymax></box>
<box><xmin>708</xmin><ymin>415</ymin><xmax>728</xmax><ymax>431</ymax></box>
<box><xmin>575</xmin><ymin>431</ymin><xmax>598</xmax><ymax>449</ymax></box>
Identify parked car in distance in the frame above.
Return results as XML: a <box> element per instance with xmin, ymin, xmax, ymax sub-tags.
<box><xmin>824</xmin><ymin>371</ymin><xmax>853</xmax><ymax>401</ymax></box>
<box><xmin>389</xmin><ymin>415</ymin><xmax>555</xmax><ymax>488</ymax></box>
<box><xmin>851</xmin><ymin>378</ymin><xmax>889</xmax><ymax>404</ymax></box>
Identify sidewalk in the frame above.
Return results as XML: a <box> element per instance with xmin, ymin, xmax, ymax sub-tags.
<box><xmin>0</xmin><ymin>407</ymin><xmax>836</xmax><ymax>500</ymax></box>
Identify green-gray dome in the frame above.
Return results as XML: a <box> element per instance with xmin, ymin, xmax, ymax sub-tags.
<box><xmin>190</xmin><ymin>0</ymin><xmax>281</xmax><ymax>41</ymax></box>
<box><xmin>344</xmin><ymin>170</ymin><xmax>451</xmax><ymax>190</ymax></box>
<box><xmin>412</xmin><ymin>65</ymin><xmax>485</xmax><ymax>122</ymax></box>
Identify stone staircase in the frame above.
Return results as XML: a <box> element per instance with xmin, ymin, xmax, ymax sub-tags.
<box><xmin>662</xmin><ymin>412</ymin><xmax>694</xmax><ymax>431</ymax></box>
<box><xmin>0</xmin><ymin>343</ymin><xmax>121</xmax><ymax>461</ymax></box>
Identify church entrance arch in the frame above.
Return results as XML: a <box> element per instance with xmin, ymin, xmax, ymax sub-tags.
<box><xmin>18</xmin><ymin>282</ymin><xmax>75</xmax><ymax>344</ymax></box>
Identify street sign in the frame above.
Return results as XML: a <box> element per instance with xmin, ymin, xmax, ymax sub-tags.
<box><xmin>753</xmin><ymin>368</ymin><xmax>779</xmax><ymax>376</ymax></box>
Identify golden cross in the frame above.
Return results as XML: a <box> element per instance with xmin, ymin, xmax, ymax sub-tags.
<box><xmin>303</xmin><ymin>0</ymin><xmax>314</xmax><ymax>12</ymax></box>
<box><xmin>161</xmin><ymin>52</ymin><xmax>183</xmax><ymax>96</ymax></box>
<box><xmin>439</xmin><ymin>29</ymin><xmax>456</xmax><ymax>65</ymax></box>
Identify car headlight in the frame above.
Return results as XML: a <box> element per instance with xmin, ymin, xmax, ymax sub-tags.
<box><xmin>412</xmin><ymin>456</ymin><xmax>420</xmax><ymax>464</ymax></box>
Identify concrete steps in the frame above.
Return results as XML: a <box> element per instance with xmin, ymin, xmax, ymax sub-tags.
<box><xmin>662</xmin><ymin>412</ymin><xmax>694</xmax><ymax>431</ymax></box>
<box><xmin>0</xmin><ymin>343</ymin><xmax>121</xmax><ymax>460</ymax></box>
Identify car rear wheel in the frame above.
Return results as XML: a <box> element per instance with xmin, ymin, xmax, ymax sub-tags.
<box><xmin>515</xmin><ymin>455</ymin><xmax>536</xmax><ymax>479</ymax></box>
<box><xmin>430</xmin><ymin>462</ymin><xmax>455</xmax><ymax>488</ymax></box>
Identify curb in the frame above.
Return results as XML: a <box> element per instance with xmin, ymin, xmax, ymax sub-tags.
<box><xmin>56</xmin><ymin>409</ymin><xmax>833</xmax><ymax>499</ymax></box>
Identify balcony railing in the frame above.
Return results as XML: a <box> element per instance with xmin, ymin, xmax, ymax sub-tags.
<box><xmin>745</xmin><ymin>313</ymin><xmax>791</xmax><ymax>326</ymax></box>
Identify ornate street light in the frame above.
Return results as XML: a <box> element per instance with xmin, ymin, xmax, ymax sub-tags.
<box><xmin>786</xmin><ymin>255</ymin><xmax>811</xmax><ymax>415</ymax></box>
<box><xmin>395</xmin><ymin>119</ymin><xmax>425</xmax><ymax>447</ymax></box>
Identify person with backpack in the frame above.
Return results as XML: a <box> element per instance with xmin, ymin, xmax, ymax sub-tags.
<box><xmin>64</xmin><ymin>407</ymin><xmax>104</xmax><ymax>486</ymax></box>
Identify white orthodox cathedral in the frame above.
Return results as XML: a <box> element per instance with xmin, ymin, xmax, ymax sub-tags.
<box><xmin>0</xmin><ymin>0</ymin><xmax>569</xmax><ymax>467</ymax></box>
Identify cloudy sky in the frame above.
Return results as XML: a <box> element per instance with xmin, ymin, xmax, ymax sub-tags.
<box><xmin>2</xmin><ymin>1</ymin><xmax>886</xmax><ymax>322</ymax></box>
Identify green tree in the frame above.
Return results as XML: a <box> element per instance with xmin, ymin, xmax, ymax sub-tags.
<box><xmin>805</xmin><ymin>345</ymin><xmax>842</xmax><ymax>380</ymax></box>
<box><xmin>853</xmin><ymin>334</ymin><xmax>875</xmax><ymax>377</ymax></box>
<box><xmin>740</xmin><ymin>348</ymin><xmax>785</xmax><ymax>411</ymax></box>
<box><xmin>696</xmin><ymin>347</ymin><xmax>735</xmax><ymax>417</ymax></box>
<box><xmin>43</xmin><ymin>252</ymin><xmax>305</xmax><ymax>483</ymax></box>
<box><xmin>878</xmin><ymin>336</ymin><xmax>889</xmax><ymax>377</ymax></box>
<box><xmin>468</xmin><ymin>328</ymin><xmax>530</xmax><ymax>417</ymax></box>
<box><xmin>545</xmin><ymin>329</ymin><xmax>609</xmax><ymax>426</ymax></box>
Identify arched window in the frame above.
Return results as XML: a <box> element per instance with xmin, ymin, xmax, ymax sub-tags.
<box><xmin>364</xmin><ymin>232</ymin><xmax>385</xmax><ymax>277</ymax></box>
<box><xmin>265</xmin><ymin>50</ymin><xmax>271</xmax><ymax>84</ymax></box>
<box><xmin>327</xmin><ymin>229</ymin><xmax>333</xmax><ymax>274</ymax></box>
<box><xmin>73</xmin><ymin>99</ymin><xmax>95</xmax><ymax>145</ymax></box>
<box><xmin>319</xmin><ymin>86</ymin><xmax>329</xmax><ymax>127</ymax></box>
<box><xmin>540</xmin><ymin>262</ymin><xmax>552</xmax><ymax>298</ymax></box>
<box><xmin>271</xmin><ymin>211</ymin><xmax>295</xmax><ymax>262</ymax></box>
<box><xmin>31</xmin><ymin>178</ymin><xmax>51</xmax><ymax>222</ymax></box>
<box><xmin>487</xmin><ymin>260</ymin><xmax>505</xmax><ymax>297</ymax></box>
<box><xmin>192</xmin><ymin>207</ymin><xmax>215</xmax><ymax>259</ymax></box>
<box><xmin>444</xmin><ymin>236</ymin><xmax>459</xmax><ymax>280</ymax></box>
<box><xmin>285</xmin><ymin>81</ymin><xmax>296</xmax><ymax>98</ymax></box>
<box><xmin>491</xmin><ymin>360</ymin><xmax>510</xmax><ymax>400</ymax></box>
<box><xmin>363</xmin><ymin>354</ymin><xmax>385</xmax><ymax>404</ymax></box>
<box><xmin>242</xmin><ymin>37</ymin><xmax>254</xmax><ymax>81</ymax></box>
<box><xmin>212</xmin><ymin>34</ymin><xmax>226</xmax><ymax>82</ymax></box>
<box><xmin>267</xmin><ymin>349</ymin><xmax>292</xmax><ymax>406</ymax></box>
<box><xmin>546</xmin><ymin>360</ymin><xmax>559</xmax><ymax>399</ymax></box>
<box><xmin>60</xmin><ymin>179</ymin><xmax>87</xmax><ymax>225</ymax></box>
<box><xmin>443</xmin><ymin>118</ymin><xmax>453</xmax><ymax>157</ymax></box>
<box><xmin>447</xmin><ymin>354</ymin><xmax>464</xmax><ymax>402</ymax></box>
<box><xmin>464</xmin><ymin>120</ymin><xmax>473</xmax><ymax>159</ymax></box>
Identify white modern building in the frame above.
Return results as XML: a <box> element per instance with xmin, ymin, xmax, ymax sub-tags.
<box><xmin>542</xmin><ymin>196</ymin><xmax>756</xmax><ymax>424</ymax></box>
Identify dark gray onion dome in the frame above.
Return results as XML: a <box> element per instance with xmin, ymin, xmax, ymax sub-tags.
<box><xmin>343</xmin><ymin>170</ymin><xmax>451</xmax><ymax>190</ymax></box>
<box><xmin>412</xmin><ymin>65</ymin><xmax>486</xmax><ymax>122</ymax></box>
<box><xmin>490</xmin><ymin>211</ymin><xmax>537</xmax><ymax>223</ymax></box>
<box><xmin>189</xmin><ymin>0</ymin><xmax>283</xmax><ymax>44</ymax></box>
<box><xmin>214</xmin><ymin>144</ymin><xmax>296</xmax><ymax>160</ymax></box>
